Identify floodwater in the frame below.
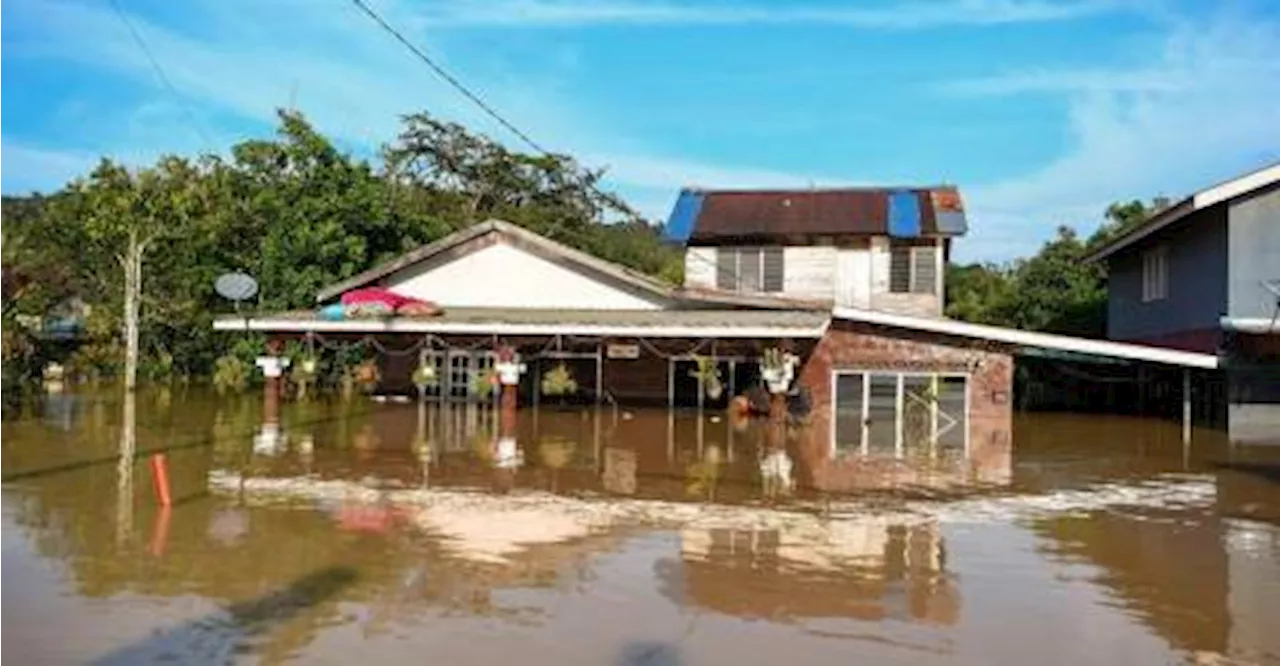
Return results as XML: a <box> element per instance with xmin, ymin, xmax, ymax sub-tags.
<box><xmin>3</xmin><ymin>389</ymin><xmax>1280</xmax><ymax>666</ymax></box>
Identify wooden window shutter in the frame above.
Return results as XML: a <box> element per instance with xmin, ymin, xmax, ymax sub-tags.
<box><xmin>715</xmin><ymin>248</ymin><xmax>737</xmax><ymax>290</ymax></box>
<box><xmin>762</xmin><ymin>247</ymin><xmax>784</xmax><ymax>292</ymax></box>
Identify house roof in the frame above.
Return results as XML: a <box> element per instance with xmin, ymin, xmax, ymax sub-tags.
<box><xmin>315</xmin><ymin>218</ymin><xmax>820</xmax><ymax>311</ymax></box>
<box><xmin>316</xmin><ymin>219</ymin><xmax>679</xmax><ymax>304</ymax></box>
<box><xmin>1084</xmin><ymin>162</ymin><xmax>1280</xmax><ymax>264</ymax></box>
<box><xmin>832</xmin><ymin>307</ymin><xmax>1220</xmax><ymax>368</ymax></box>
<box><xmin>665</xmin><ymin>186</ymin><xmax>968</xmax><ymax>243</ymax></box>
<box><xmin>212</xmin><ymin>307</ymin><xmax>831</xmax><ymax>338</ymax></box>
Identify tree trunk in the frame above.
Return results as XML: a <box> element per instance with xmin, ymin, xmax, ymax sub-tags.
<box><xmin>122</xmin><ymin>232</ymin><xmax>143</xmax><ymax>392</ymax></box>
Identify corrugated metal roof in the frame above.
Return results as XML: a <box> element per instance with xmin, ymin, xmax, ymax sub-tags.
<box><xmin>663</xmin><ymin>190</ymin><xmax>704</xmax><ymax>243</ymax></box>
<box><xmin>680</xmin><ymin>186</ymin><xmax>967</xmax><ymax>242</ymax></box>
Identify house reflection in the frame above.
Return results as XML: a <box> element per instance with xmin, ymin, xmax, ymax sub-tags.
<box><xmin>244</xmin><ymin>401</ymin><xmax>1014</xmax><ymax>503</ymax></box>
<box><xmin>789</xmin><ymin>413</ymin><xmax>1013</xmax><ymax>496</ymax></box>
<box><xmin>659</xmin><ymin>518</ymin><xmax>959</xmax><ymax>625</ymax></box>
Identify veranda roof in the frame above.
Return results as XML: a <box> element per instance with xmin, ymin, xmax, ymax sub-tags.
<box><xmin>212</xmin><ymin>307</ymin><xmax>831</xmax><ymax>339</ymax></box>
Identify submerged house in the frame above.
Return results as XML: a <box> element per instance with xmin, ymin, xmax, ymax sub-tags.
<box><xmin>667</xmin><ymin>186</ymin><xmax>967</xmax><ymax>316</ymax></box>
<box><xmin>215</xmin><ymin>184</ymin><xmax>1231</xmax><ymax>492</ymax></box>
<box><xmin>1084</xmin><ymin>163</ymin><xmax>1280</xmax><ymax>443</ymax></box>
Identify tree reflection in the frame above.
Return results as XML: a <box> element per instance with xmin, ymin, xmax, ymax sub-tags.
<box><xmin>115</xmin><ymin>391</ymin><xmax>136</xmax><ymax>548</ymax></box>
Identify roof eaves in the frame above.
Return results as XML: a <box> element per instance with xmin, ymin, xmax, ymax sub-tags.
<box><xmin>1082</xmin><ymin>197</ymin><xmax>1195</xmax><ymax>264</ymax></box>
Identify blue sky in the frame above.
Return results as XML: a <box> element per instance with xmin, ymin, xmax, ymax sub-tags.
<box><xmin>4</xmin><ymin>0</ymin><xmax>1279</xmax><ymax>261</ymax></box>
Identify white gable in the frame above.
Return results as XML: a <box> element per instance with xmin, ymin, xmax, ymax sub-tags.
<box><xmin>383</xmin><ymin>242</ymin><xmax>669</xmax><ymax>310</ymax></box>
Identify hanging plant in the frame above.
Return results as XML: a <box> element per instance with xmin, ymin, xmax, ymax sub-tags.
<box><xmin>295</xmin><ymin>354</ymin><xmax>320</xmax><ymax>380</ymax></box>
<box><xmin>762</xmin><ymin>348</ymin><xmax>785</xmax><ymax>374</ymax></box>
<box><xmin>472</xmin><ymin>368</ymin><xmax>498</xmax><ymax>399</ymax></box>
<box><xmin>293</xmin><ymin>354</ymin><xmax>321</xmax><ymax>401</ymax></box>
<box><xmin>412</xmin><ymin>361</ymin><xmax>439</xmax><ymax>389</ymax></box>
<box><xmin>540</xmin><ymin>362</ymin><xmax>579</xmax><ymax>397</ymax></box>
<box><xmin>761</xmin><ymin>347</ymin><xmax>797</xmax><ymax>394</ymax></box>
<box><xmin>689</xmin><ymin>356</ymin><xmax>724</xmax><ymax>401</ymax></box>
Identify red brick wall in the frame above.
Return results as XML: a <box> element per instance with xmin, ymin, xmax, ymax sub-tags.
<box><xmin>793</xmin><ymin>320</ymin><xmax>1014</xmax><ymax>493</ymax></box>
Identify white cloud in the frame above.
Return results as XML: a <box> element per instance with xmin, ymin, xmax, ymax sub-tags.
<box><xmin>955</xmin><ymin>12</ymin><xmax>1280</xmax><ymax>262</ymax></box>
<box><xmin>0</xmin><ymin>141</ymin><xmax>100</xmax><ymax>194</ymax></box>
<box><xmin>409</xmin><ymin>0</ymin><xmax>1122</xmax><ymax>29</ymax></box>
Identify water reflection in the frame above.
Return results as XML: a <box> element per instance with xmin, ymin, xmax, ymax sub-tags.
<box><xmin>3</xmin><ymin>391</ymin><xmax>1280</xmax><ymax>665</ymax></box>
<box><xmin>115</xmin><ymin>392</ymin><xmax>136</xmax><ymax>548</ymax></box>
<box><xmin>662</xmin><ymin>519</ymin><xmax>957</xmax><ymax>625</ymax></box>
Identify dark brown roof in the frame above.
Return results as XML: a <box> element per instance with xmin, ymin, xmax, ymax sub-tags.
<box><xmin>686</xmin><ymin>187</ymin><xmax>966</xmax><ymax>241</ymax></box>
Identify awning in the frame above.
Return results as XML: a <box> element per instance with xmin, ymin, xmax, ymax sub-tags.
<box><xmin>213</xmin><ymin>307</ymin><xmax>831</xmax><ymax>339</ymax></box>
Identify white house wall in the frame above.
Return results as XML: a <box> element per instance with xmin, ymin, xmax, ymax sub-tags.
<box><xmin>833</xmin><ymin>247</ymin><xmax>871</xmax><ymax>308</ymax></box>
<box><xmin>683</xmin><ymin>246</ymin><xmax>717</xmax><ymax>290</ymax></box>
<box><xmin>784</xmin><ymin>246</ymin><xmax>837</xmax><ymax>301</ymax></box>
<box><xmin>682</xmin><ymin>240</ymin><xmax>942</xmax><ymax>315</ymax></box>
<box><xmin>1227</xmin><ymin>187</ymin><xmax>1280</xmax><ymax>320</ymax></box>
<box><xmin>384</xmin><ymin>242</ymin><xmax>668</xmax><ymax>310</ymax></box>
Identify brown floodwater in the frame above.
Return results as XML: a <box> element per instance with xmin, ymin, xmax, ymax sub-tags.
<box><xmin>3</xmin><ymin>388</ymin><xmax>1280</xmax><ymax>665</ymax></box>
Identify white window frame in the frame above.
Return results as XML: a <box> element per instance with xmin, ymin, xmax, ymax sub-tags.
<box><xmin>1141</xmin><ymin>245</ymin><xmax>1168</xmax><ymax>302</ymax></box>
<box><xmin>888</xmin><ymin>242</ymin><xmax>939</xmax><ymax>295</ymax></box>
<box><xmin>828</xmin><ymin>369</ymin><xmax>970</xmax><ymax>458</ymax></box>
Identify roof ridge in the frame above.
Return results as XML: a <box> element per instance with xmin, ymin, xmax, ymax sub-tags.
<box><xmin>682</xmin><ymin>184</ymin><xmax>958</xmax><ymax>195</ymax></box>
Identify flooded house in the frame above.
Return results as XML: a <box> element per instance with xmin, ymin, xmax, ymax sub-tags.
<box><xmin>214</xmin><ymin>186</ymin><xmax>1224</xmax><ymax>497</ymax></box>
<box><xmin>1084</xmin><ymin>162</ymin><xmax>1280</xmax><ymax>444</ymax></box>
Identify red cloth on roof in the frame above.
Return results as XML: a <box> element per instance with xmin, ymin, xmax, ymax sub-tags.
<box><xmin>340</xmin><ymin>287</ymin><xmax>422</xmax><ymax>310</ymax></box>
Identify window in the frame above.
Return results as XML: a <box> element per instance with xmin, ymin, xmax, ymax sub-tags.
<box><xmin>715</xmin><ymin>246</ymin><xmax>785</xmax><ymax>293</ymax></box>
<box><xmin>889</xmin><ymin>241</ymin><xmax>938</xmax><ymax>294</ymax></box>
<box><xmin>1142</xmin><ymin>245</ymin><xmax>1168</xmax><ymax>302</ymax></box>
<box><xmin>832</xmin><ymin>371</ymin><xmax>968</xmax><ymax>457</ymax></box>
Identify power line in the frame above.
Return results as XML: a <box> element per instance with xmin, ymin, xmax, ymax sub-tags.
<box><xmin>346</xmin><ymin>0</ymin><xmax>549</xmax><ymax>156</ymax></box>
<box><xmin>108</xmin><ymin>0</ymin><xmax>215</xmax><ymax>152</ymax></box>
<box><xmin>346</xmin><ymin>0</ymin><xmax>734</xmax><ymax>281</ymax></box>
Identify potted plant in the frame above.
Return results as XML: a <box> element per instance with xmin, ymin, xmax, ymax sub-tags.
<box><xmin>761</xmin><ymin>348</ymin><xmax>798</xmax><ymax>395</ymax></box>
<box><xmin>293</xmin><ymin>354</ymin><xmax>320</xmax><ymax>401</ymax></box>
<box><xmin>540</xmin><ymin>362</ymin><xmax>579</xmax><ymax>397</ymax></box>
<box><xmin>412</xmin><ymin>360</ymin><xmax>438</xmax><ymax>398</ymax></box>
<box><xmin>471</xmin><ymin>368</ymin><xmax>498</xmax><ymax>400</ymax></box>
<box><xmin>689</xmin><ymin>356</ymin><xmax>724</xmax><ymax>401</ymax></box>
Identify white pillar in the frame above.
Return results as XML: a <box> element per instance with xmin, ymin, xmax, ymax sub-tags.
<box><xmin>1183</xmin><ymin>368</ymin><xmax>1192</xmax><ymax>445</ymax></box>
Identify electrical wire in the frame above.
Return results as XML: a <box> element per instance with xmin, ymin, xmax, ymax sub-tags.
<box><xmin>344</xmin><ymin>0</ymin><xmax>744</xmax><ymax>285</ymax></box>
<box><xmin>108</xmin><ymin>0</ymin><xmax>216</xmax><ymax>152</ymax></box>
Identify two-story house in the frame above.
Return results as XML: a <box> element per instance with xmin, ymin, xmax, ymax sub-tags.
<box><xmin>664</xmin><ymin>187</ymin><xmax>968</xmax><ymax>317</ymax></box>
<box><xmin>1084</xmin><ymin>162</ymin><xmax>1280</xmax><ymax>442</ymax></box>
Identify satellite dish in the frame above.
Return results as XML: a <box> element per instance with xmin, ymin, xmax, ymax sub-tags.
<box><xmin>215</xmin><ymin>272</ymin><xmax>259</xmax><ymax>309</ymax></box>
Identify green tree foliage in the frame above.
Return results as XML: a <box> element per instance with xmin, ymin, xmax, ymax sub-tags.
<box><xmin>2</xmin><ymin>109</ymin><xmax>681</xmax><ymax>385</ymax></box>
<box><xmin>945</xmin><ymin>200</ymin><xmax>1162</xmax><ymax>337</ymax></box>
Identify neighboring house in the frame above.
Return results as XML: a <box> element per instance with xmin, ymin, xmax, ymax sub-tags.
<box><xmin>664</xmin><ymin>187</ymin><xmax>968</xmax><ymax>317</ymax></box>
<box><xmin>1085</xmin><ymin>162</ymin><xmax>1280</xmax><ymax>443</ymax></box>
<box><xmin>1085</xmin><ymin>163</ymin><xmax>1280</xmax><ymax>353</ymax></box>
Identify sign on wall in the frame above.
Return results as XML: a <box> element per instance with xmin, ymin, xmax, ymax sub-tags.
<box><xmin>607</xmin><ymin>344</ymin><xmax>641</xmax><ymax>360</ymax></box>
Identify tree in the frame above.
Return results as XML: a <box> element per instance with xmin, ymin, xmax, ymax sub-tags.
<box><xmin>46</xmin><ymin>158</ymin><xmax>203</xmax><ymax>390</ymax></box>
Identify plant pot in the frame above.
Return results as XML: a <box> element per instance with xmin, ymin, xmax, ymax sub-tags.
<box><xmin>495</xmin><ymin>361</ymin><xmax>524</xmax><ymax>386</ymax></box>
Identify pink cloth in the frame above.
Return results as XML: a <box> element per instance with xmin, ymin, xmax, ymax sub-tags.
<box><xmin>340</xmin><ymin>287</ymin><xmax>421</xmax><ymax>310</ymax></box>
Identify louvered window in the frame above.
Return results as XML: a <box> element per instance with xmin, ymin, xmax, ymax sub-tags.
<box><xmin>715</xmin><ymin>247</ymin><xmax>785</xmax><ymax>293</ymax></box>
<box><xmin>889</xmin><ymin>241</ymin><xmax>938</xmax><ymax>294</ymax></box>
